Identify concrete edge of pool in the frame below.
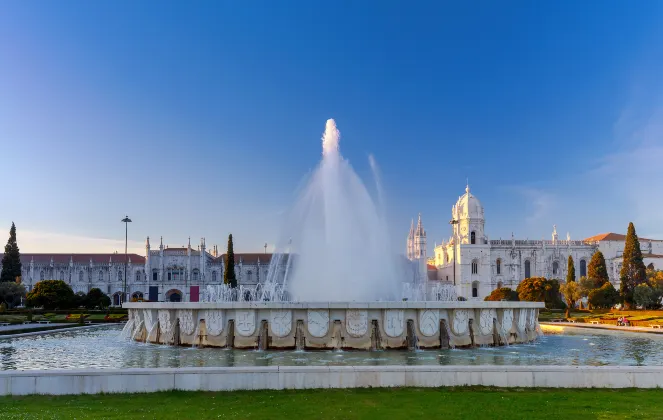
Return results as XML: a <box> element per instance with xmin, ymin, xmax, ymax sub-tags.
<box><xmin>1</xmin><ymin>365</ymin><xmax>662</xmax><ymax>395</ymax></box>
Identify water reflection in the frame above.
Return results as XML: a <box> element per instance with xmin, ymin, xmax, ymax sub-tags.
<box><xmin>1</xmin><ymin>325</ymin><xmax>663</xmax><ymax>371</ymax></box>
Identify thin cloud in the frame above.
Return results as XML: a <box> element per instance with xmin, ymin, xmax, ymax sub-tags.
<box><xmin>18</xmin><ymin>230</ymin><xmax>144</xmax><ymax>254</ymax></box>
<box><xmin>504</xmin><ymin>186</ymin><xmax>556</xmax><ymax>225</ymax></box>
<box><xmin>590</xmin><ymin>104</ymin><xmax>663</xmax><ymax>237</ymax></box>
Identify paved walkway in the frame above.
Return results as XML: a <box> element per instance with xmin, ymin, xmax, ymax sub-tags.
<box><xmin>541</xmin><ymin>321</ymin><xmax>663</xmax><ymax>335</ymax></box>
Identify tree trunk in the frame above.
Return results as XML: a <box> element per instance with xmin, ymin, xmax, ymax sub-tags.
<box><xmin>565</xmin><ymin>308</ymin><xmax>570</xmax><ymax>319</ymax></box>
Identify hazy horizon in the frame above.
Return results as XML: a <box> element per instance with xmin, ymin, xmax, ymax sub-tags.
<box><xmin>2</xmin><ymin>2</ymin><xmax>663</xmax><ymax>255</ymax></box>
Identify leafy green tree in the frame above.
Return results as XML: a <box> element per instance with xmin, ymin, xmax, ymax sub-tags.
<box><xmin>0</xmin><ymin>281</ymin><xmax>26</xmax><ymax>308</ymax></box>
<box><xmin>74</xmin><ymin>291</ymin><xmax>87</xmax><ymax>308</ymax></box>
<box><xmin>588</xmin><ymin>282</ymin><xmax>620</xmax><ymax>309</ymax></box>
<box><xmin>85</xmin><ymin>288</ymin><xmax>111</xmax><ymax>309</ymax></box>
<box><xmin>516</xmin><ymin>277</ymin><xmax>565</xmax><ymax>309</ymax></box>
<box><xmin>25</xmin><ymin>280</ymin><xmax>76</xmax><ymax>309</ymax></box>
<box><xmin>484</xmin><ymin>287</ymin><xmax>520</xmax><ymax>302</ymax></box>
<box><xmin>0</xmin><ymin>222</ymin><xmax>22</xmax><ymax>283</ymax></box>
<box><xmin>633</xmin><ymin>284</ymin><xmax>660</xmax><ymax>309</ymax></box>
<box><xmin>578</xmin><ymin>276</ymin><xmax>602</xmax><ymax>309</ymax></box>
<box><xmin>223</xmin><ymin>234</ymin><xmax>237</xmax><ymax>288</ymax></box>
<box><xmin>619</xmin><ymin>222</ymin><xmax>647</xmax><ymax>308</ymax></box>
<box><xmin>566</xmin><ymin>255</ymin><xmax>575</xmax><ymax>284</ymax></box>
<box><xmin>587</xmin><ymin>251</ymin><xmax>609</xmax><ymax>285</ymax></box>
<box><xmin>560</xmin><ymin>280</ymin><xmax>582</xmax><ymax>318</ymax></box>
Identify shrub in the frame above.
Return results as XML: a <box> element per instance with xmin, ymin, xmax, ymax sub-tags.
<box><xmin>588</xmin><ymin>282</ymin><xmax>620</xmax><ymax>309</ymax></box>
<box><xmin>633</xmin><ymin>284</ymin><xmax>661</xmax><ymax>309</ymax></box>
<box><xmin>85</xmin><ymin>288</ymin><xmax>111</xmax><ymax>309</ymax></box>
<box><xmin>517</xmin><ymin>277</ymin><xmax>565</xmax><ymax>309</ymax></box>
<box><xmin>484</xmin><ymin>287</ymin><xmax>519</xmax><ymax>301</ymax></box>
<box><xmin>0</xmin><ymin>282</ymin><xmax>27</xmax><ymax>309</ymax></box>
<box><xmin>26</xmin><ymin>280</ymin><xmax>76</xmax><ymax>310</ymax></box>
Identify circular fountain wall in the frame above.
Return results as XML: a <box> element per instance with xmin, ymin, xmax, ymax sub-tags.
<box><xmin>124</xmin><ymin>119</ymin><xmax>544</xmax><ymax>349</ymax></box>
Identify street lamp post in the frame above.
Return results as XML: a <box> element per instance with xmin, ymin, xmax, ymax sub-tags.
<box><xmin>449</xmin><ymin>218</ymin><xmax>459</xmax><ymax>286</ymax></box>
<box><xmin>121</xmin><ymin>215</ymin><xmax>132</xmax><ymax>304</ymax></box>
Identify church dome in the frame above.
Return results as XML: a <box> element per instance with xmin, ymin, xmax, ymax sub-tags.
<box><xmin>454</xmin><ymin>185</ymin><xmax>484</xmax><ymax>219</ymax></box>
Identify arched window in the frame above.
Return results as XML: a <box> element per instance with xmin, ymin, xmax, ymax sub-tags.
<box><xmin>79</xmin><ymin>271</ymin><xmax>84</xmax><ymax>282</ymax></box>
<box><xmin>59</xmin><ymin>270</ymin><xmax>65</xmax><ymax>281</ymax></box>
<box><xmin>552</xmin><ymin>261</ymin><xmax>559</xmax><ymax>276</ymax></box>
<box><xmin>497</xmin><ymin>281</ymin><xmax>503</xmax><ymax>289</ymax></box>
<box><xmin>471</xmin><ymin>231</ymin><xmax>476</xmax><ymax>245</ymax></box>
<box><xmin>131</xmin><ymin>291</ymin><xmax>144</xmax><ymax>301</ymax></box>
<box><xmin>166</xmin><ymin>289</ymin><xmax>182</xmax><ymax>302</ymax></box>
<box><xmin>524</xmin><ymin>260</ymin><xmax>531</xmax><ymax>279</ymax></box>
<box><xmin>152</xmin><ymin>270</ymin><xmax>158</xmax><ymax>281</ymax></box>
<box><xmin>40</xmin><ymin>270</ymin><xmax>44</xmax><ymax>280</ymax></box>
<box><xmin>247</xmin><ymin>270</ymin><xmax>253</xmax><ymax>282</ymax></box>
<box><xmin>99</xmin><ymin>270</ymin><xmax>104</xmax><ymax>281</ymax></box>
<box><xmin>472</xmin><ymin>281</ymin><xmax>479</xmax><ymax>298</ymax></box>
<box><xmin>112</xmin><ymin>292</ymin><xmax>122</xmax><ymax>306</ymax></box>
<box><xmin>496</xmin><ymin>259</ymin><xmax>501</xmax><ymax>275</ymax></box>
<box><xmin>212</xmin><ymin>271</ymin><xmax>217</xmax><ymax>282</ymax></box>
<box><xmin>471</xmin><ymin>260</ymin><xmax>478</xmax><ymax>274</ymax></box>
<box><xmin>135</xmin><ymin>271</ymin><xmax>141</xmax><ymax>282</ymax></box>
<box><xmin>192</xmin><ymin>269</ymin><xmax>200</xmax><ymax>281</ymax></box>
<box><xmin>118</xmin><ymin>270</ymin><xmax>122</xmax><ymax>281</ymax></box>
<box><xmin>580</xmin><ymin>259</ymin><xmax>587</xmax><ymax>277</ymax></box>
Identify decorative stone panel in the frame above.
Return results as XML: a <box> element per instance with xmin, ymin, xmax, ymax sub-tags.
<box><xmin>384</xmin><ymin>310</ymin><xmax>405</xmax><ymax>337</ymax></box>
<box><xmin>307</xmin><ymin>310</ymin><xmax>329</xmax><ymax>337</ymax></box>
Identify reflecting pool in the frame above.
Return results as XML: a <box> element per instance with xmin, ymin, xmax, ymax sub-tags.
<box><xmin>1</xmin><ymin>325</ymin><xmax>662</xmax><ymax>370</ymax></box>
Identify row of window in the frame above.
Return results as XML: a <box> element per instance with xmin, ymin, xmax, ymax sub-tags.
<box><xmin>37</xmin><ymin>270</ymin><xmax>146</xmax><ymax>282</ymax></box>
<box><xmin>471</xmin><ymin>258</ymin><xmax>588</xmax><ymax>278</ymax></box>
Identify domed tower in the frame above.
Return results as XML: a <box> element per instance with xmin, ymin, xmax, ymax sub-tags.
<box><xmin>451</xmin><ymin>184</ymin><xmax>485</xmax><ymax>245</ymax></box>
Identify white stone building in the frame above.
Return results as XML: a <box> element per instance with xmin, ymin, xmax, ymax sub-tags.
<box><xmin>415</xmin><ymin>185</ymin><xmax>661</xmax><ymax>300</ymax></box>
<box><xmin>584</xmin><ymin>233</ymin><xmax>663</xmax><ymax>284</ymax></box>
<box><xmin>17</xmin><ymin>236</ymin><xmax>282</xmax><ymax>305</ymax></box>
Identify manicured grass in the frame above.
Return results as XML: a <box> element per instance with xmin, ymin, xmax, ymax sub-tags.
<box><xmin>2</xmin><ymin>388</ymin><xmax>663</xmax><ymax>419</ymax></box>
<box><xmin>539</xmin><ymin>310</ymin><xmax>663</xmax><ymax>326</ymax></box>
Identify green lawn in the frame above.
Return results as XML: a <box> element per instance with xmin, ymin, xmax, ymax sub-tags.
<box><xmin>2</xmin><ymin>388</ymin><xmax>662</xmax><ymax>419</ymax></box>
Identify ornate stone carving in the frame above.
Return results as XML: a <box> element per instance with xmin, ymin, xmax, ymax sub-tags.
<box><xmin>143</xmin><ymin>309</ymin><xmax>157</xmax><ymax>333</ymax></box>
<box><xmin>479</xmin><ymin>308</ymin><xmax>497</xmax><ymax>335</ymax></box>
<box><xmin>501</xmin><ymin>309</ymin><xmax>514</xmax><ymax>335</ymax></box>
<box><xmin>235</xmin><ymin>310</ymin><xmax>256</xmax><ymax>336</ymax></box>
<box><xmin>419</xmin><ymin>309</ymin><xmax>439</xmax><ymax>337</ymax></box>
<box><xmin>307</xmin><ymin>309</ymin><xmax>329</xmax><ymax>338</ymax></box>
<box><xmin>203</xmin><ymin>310</ymin><xmax>224</xmax><ymax>336</ymax></box>
<box><xmin>517</xmin><ymin>309</ymin><xmax>528</xmax><ymax>331</ymax></box>
<box><xmin>528</xmin><ymin>308</ymin><xmax>537</xmax><ymax>329</ymax></box>
<box><xmin>383</xmin><ymin>309</ymin><xmax>404</xmax><ymax>337</ymax></box>
<box><xmin>452</xmin><ymin>309</ymin><xmax>469</xmax><ymax>335</ymax></box>
<box><xmin>158</xmin><ymin>310</ymin><xmax>173</xmax><ymax>336</ymax></box>
<box><xmin>177</xmin><ymin>309</ymin><xmax>195</xmax><ymax>335</ymax></box>
<box><xmin>270</xmin><ymin>310</ymin><xmax>293</xmax><ymax>337</ymax></box>
<box><xmin>346</xmin><ymin>309</ymin><xmax>368</xmax><ymax>336</ymax></box>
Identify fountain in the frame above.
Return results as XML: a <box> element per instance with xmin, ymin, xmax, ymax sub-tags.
<box><xmin>125</xmin><ymin>119</ymin><xmax>543</xmax><ymax>349</ymax></box>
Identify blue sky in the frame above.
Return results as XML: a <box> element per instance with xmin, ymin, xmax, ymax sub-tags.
<box><xmin>1</xmin><ymin>1</ymin><xmax>663</xmax><ymax>254</ymax></box>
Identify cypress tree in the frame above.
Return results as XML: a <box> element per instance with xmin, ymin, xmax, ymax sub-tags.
<box><xmin>0</xmin><ymin>222</ymin><xmax>22</xmax><ymax>283</ymax></box>
<box><xmin>566</xmin><ymin>255</ymin><xmax>575</xmax><ymax>283</ymax></box>
<box><xmin>587</xmin><ymin>250</ymin><xmax>609</xmax><ymax>285</ymax></box>
<box><xmin>620</xmin><ymin>222</ymin><xmax>647</xmax><ymax>307</ymax></box>
<box><xmin>223</xmin><ymin>234</ymin><xmax>237</xmax><ymax>288</ymax></box>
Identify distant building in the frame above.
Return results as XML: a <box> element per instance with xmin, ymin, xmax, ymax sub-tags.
<box><xmin>16</xmin><ymin>236</ymin><xmax>282</xmax><ymax>305</ymax></box>
<box><xmin>584</xmin><ymin>232</ymin><xmax>663</xmax><ymax>283</ymax></box>
<box><xmin>411</xmin><ymin>184</ymin><xmax>661</xmax><ymax>300</ymax></box>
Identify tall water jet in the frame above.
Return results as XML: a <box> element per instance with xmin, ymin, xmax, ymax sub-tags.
<box><xmin>273</xmin><ymin>119</ymin><xmax>401</xmax><ymax>301</ymax></box>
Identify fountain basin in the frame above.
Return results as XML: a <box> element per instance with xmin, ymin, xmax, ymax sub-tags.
<box><xmin>123</xmin><ymin>301</ymin><xmax>544</xmax><ymax>350</ymax></box>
